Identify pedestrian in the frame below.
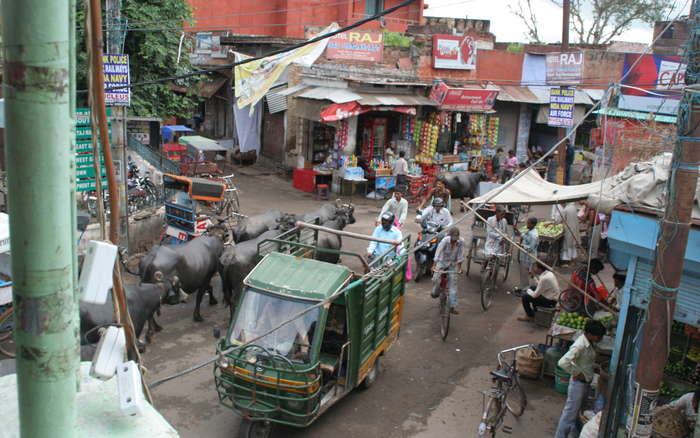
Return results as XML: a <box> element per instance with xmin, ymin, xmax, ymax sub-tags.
<box><xmin>418</xmin><ymin>179</ymin><xmax>452</xmax><ymax>211</ymax></box>
<box><xmin>547</xmin><ymin>151</ymin><xmax>559</xmax><ymax>183</ymax></box>
<box><xmin>554</xmin><ymin>319</ymin><xmax>606</xmax><ymax>438</ymax></box>
<box><xmin>367</xmin><ymin>212</ymin><xmax>402</xmax><ymax>262</ymax></box>
<box><xmin>492</xmin><ymin>148</ymin><xmax>505</xmax><ymax>181</ymax></box>
<box><xmin>565</xmin><ymin>139</ymin><xmax>575</xmax><ymax>186</ymax></box>
<box><xmin>393</xmin><ymin>150</ymin><xmax>409</xmax><ymax>189</ymax></box>
<box><xmin>483</xmin><ymin>207</ymin><xmax>508</xmax><ymax>265</ymax></box>
<box><xmin>514</xmin><ymin>217</ymin><xmax>539</xmax><ymax>293</ymax></box>
<box><xmin>501</xmin><ymin>150</ymin><xmax>518</xmax><ymax>183</ymax></box>
<box><xmin>517</xmin><ymin>261</ymin><xmax>559</xmax><ymax>322</ymax></box>
<box><xmin>431</xmin><ymin>227</ymin><xmax>464</xmax><ymax>314</ymax></box>
<box><xmin>377</xmin><ymin>188</ymin><xmax>408</xmax><ymax>227</ymax></box>
<box><xmin>421</xmin><ymin>197</ymin><xmax>453</xmax><ymax>230</ymax></box>
<box><xmin>554</xmin><ymin>202</ymin><xmax>580</xmax><ymax>267</ymax></box>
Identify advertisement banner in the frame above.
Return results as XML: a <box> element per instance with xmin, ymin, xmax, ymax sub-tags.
<box><xmin>235</xmin><ymin>23</ymin><xmax>339</xmax><ymax>112</ymax></box>
<box><xmin>429</xmin><ymin>82</ymin><xmax>497</xmax><ymax>112</ymax></box>
<box><xmin>326</xmin><ymin>30</ymin><xmax>384</xmax><ymax>62</ymax></box>
<box><xmin>548</xmin><ymin>87</ymin><xmax>575</xmax><ymax>127</ymax></box>
<box><xmin>320</xmin><ymin>102</ymin><xmax>416</xmax><ymax>122</ymax></box>
<box><xmin>103</xmin><ymin>54</ymin><xmax>130</xmax><ymax>106</ymax></box>
<box><xmin>619</xmin><ymin>54</ymin><xmax>685</xmax><ymax>115</ymax></box>
<box><xmin>545</xmin><ymin>52</ymin><xmax>584</xmax><ymax>85</ymax></box>
<box><xmin>432</xmin><ymin>34</ymin><xmax>477</xmax><ymax>70</ymax></box>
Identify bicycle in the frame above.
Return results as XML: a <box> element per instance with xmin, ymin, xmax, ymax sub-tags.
<box><xmin>480</xmin><ymin>253</ymin><xmax>507</xmax><ymax>311</ymax></box>
<box><xmin>477</xmin><ymin>345</ymin><xmax>529</xmax><ymax>438</ymax></box>
<box><xmin>432</xmin><ymin>269</ymin><xmax>458</xmax><ymax>341</ymax></box>
<box><xmin>215</xmin><ymin>174</ymin><xmax>240</xmax><ymax>217</ymax></box>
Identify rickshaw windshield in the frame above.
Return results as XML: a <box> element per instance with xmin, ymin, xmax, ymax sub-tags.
<box><xmin>230</xmin><ymin>289</ymin><xmax>320</xmax><ymax>364</ymax></box>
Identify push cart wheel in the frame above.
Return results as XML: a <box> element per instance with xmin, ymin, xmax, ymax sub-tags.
<box><xmin>360</xmin><ymin>357</ymin><xmax>381</xmax><ymax>389</ymax></box>
<box><xmin>238</xmin><ymin>419</ymin><xmax>273</xmax><ymax>438</ymax></box>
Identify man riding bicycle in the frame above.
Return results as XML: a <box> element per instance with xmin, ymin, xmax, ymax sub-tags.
<box><xmin>431</xmin><ymin>227</ymin><xmax>464</xmax><ymax>315</ymax></box>
<box><xmin>482</xmin><ymin>206</ymin><xmax>508</xmax><ymax>272</ymax></box>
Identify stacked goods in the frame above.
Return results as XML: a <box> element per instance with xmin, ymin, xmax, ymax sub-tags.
<box><xmin>487</xmin><ymin>116</ymin><xmax>500</xmax><ymax>145</ymax></box>
<box><xmin>415</xmin><ymin>113</ymin><xmax>440</xmax><ymax>164</ymax></box>
<box><xmin>557</xmin><ymin>312</ymin><xmax>589</xmax><ymax>330</ymax></box>
<box><xmin>665</xmin><ymin>360</ymin><xmax>693</xmax><ymax>380</ymax></box>
<box><xmin>653</xmin><ymin>405</ymin><xmax>691</xmax><ymax>438</ymax></box>
<box><xmin>688</xmin><ymin>362</ymin><xmax>700</xmax><ymax>385</ymax></box>
<box><xmin>519</xmin><ymin>222</ymin><xmax>564</xmax><ymax>238</ymax></box>
<box><xmin>660</xmin><ymin>382</ymin><xmax>689</xmax><ymax>399</ymax></box>
<box><xmin>402</xmin><ymin>116</ymin><xmax>415</xmax><ymax>145</ymax></box>
<box><xmin>687</xmin><ymin>346</ymin><xmax>700</xmax><ymax>363</ymax></box>
<box><xmin>335</xmin><ymin>119</ymin><xmax>349</xmax><ymax>151</ymax></box>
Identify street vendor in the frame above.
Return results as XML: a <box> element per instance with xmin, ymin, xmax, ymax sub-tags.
<box><xmin>418</xmin><ymin>179</ymin><xmax>452</xmax><ymax>211</ymax></box>
<box><xmin>555</xmin><ymin>320</ymin><xmax>606</xmax><ymax>438</ymax></box>
<box><xmin>553</xmin><ymin>202</ymin><xmax>580</xmax><ymax>267</ymax></box>
<box><xmin>514</xmin><ymin>217</ymin><xmax>539</xmax><ymax>293</ymax></box>
<box><xmin>377</xmin><ymin>188</ymin><xmax>408</xmax><ymax>227</ymax></box>
<box><xmin>571</xmin><ymin>259</ymin><xmax>606</xmax><ymax>315</ymax></box>
<box><xmin>517</xmin><ymin>261</ymin><xmax>559</xmax><ymax>322</ymax></box>
<box><xmin>483</xmin><ymin>206</ymin><xmax>508</xmax><ymax>263</ymax></box>
<box><xmin>392</xmin><ymin>151</ymin><xmax>409</xmax><ymax>188</ymax></box>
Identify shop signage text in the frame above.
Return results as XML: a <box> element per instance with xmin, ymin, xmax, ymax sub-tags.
<box><xmin>547</xmin><ymin>87</ymin><xmax>575</xmax><ymax>127</ymax></box>
<box><xmin>432</xmin><ymin>34</ymin><xmax>477</xmax><ymax>70</ymax></box>
<box><xmin>75</xmin><ymin>108</ymin><xmax>110</xmax><ymax>192</ymax></box>
<box><xmin>619</xmin><ymin>54</ymin><xmax>685</xmax><ymax>115</ymax></box>
<box><xmin>103</xmin><ymin>54</ymin><xmax>130</xmax><ymax>106</ymax></box>
<box><xmin>326</xmin><ymin>31</ymin><xmax>384</xmax><ymax>62</ymax></box>
<box><xmin>429</xmin><ymin>82</ymin><xmax>497</xmax><ymax>112</ymax></box>
<box><xmin>545</xmin><ymin>52</ymin><xmax>584</xmax><ymax>85</ymax></box>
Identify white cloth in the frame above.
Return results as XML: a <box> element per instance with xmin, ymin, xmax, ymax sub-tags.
<box><xmin>484</xmin><ymin>216</ymin><xmax>508</xmax><ymax>257</ymax></box>
<box><xmin>668</xmin><ymin>392</ymin><xmax>697</xmax><ymax>428</ymax></box>
<box><xmin>579</xmin><ymin>411</ymin><xmax>602</xmax><ymax>438</ymax></box>
<box><xmin>379</xmin><ymin>197</ymin><xmax>408</xmax><ymax>225</ymax></box>
<box><xmin>393</xmin><ymin>157</ymin><xmax>408</xmax><ymax>176</ymax></box>
<box><xmin>434</xmin><ymin>236</ymin><xmax>465</xmax><ymax>266</ymax></box>
<box><xmin>421</xmin><ymin>206</ymin><xmax>453</xmax><ymax>229</ymax></box>
<box><xmin>556</xmin><ymin>203</ymin><xmax>580</xmax><ymax>262</ymax></box>
<box><xmin>528</xmin><ymin>270</ymin><xmax>560</xmax><ymax>300</ymax></box>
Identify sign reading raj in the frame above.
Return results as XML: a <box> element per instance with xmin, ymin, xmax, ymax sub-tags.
<box><xmin>325</xmin><ymin>30</ymin><xmax>384</xmax><ymax>62</ymax></box>
<box><xmin>546</xmin><ymin>52</ymin><xmax>584</xmax><ymax>85</ymax></box>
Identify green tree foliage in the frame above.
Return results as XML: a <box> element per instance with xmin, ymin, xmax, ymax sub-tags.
<box><xmin>77</xmin><ymin>0</ymin><xmax>202</xmax><ymax>118</ymax></box>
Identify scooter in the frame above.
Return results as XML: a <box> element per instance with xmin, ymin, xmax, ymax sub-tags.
<box><xmin>413</xmin><ymin>220</ymin><xmax>442</xmax><ymax>282</ymax></box>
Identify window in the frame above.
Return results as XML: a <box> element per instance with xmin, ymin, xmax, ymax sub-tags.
<box><xmin>661</xmin><ymin>24</ymin><xmax>674</xmax><ymax>39</ymax></box>
<box><xmin>366</xmin><ymin>0</ymin><xmax>385</xmax><ymax>16</ymax></box>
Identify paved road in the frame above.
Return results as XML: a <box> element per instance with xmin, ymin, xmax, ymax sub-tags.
<box><xmin>141</xmin><ymin>170</ymin><xmax>565</xmax><ymax>438</ymax></box>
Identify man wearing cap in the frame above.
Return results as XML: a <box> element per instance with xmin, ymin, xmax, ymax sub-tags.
<box><xmin>367</xmin><ymin>212</ymin><xmax>402</xmax><ymax>261</ymax></box>
<box><xmin>378</xmin><ymin>188</ymin><xmax>408</xmax><ymax>227</ymax></box>
<box><xmin>555</xmin><ymin>320</ymin><xmax>606</xmax><ymax>438</ymax></box>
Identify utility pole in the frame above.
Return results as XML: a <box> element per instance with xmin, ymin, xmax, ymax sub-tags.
<box><xmin>626</xmin><ymin>3</ymin><xmax>700</xmax><ymax>437</ymax></box>
<box><xmin>106</xmin><ymin>0</ymin><xmax>129</xmax><ymax>250</ymax></box>
<box><xmin>2</xmin><ymin>0</ymin><xmax>78</xmax><ymax>437</ymax></box>
<box><xmin>557</xmin><ymin>0</ymin><xmax>571</xmax><ymax>185</ymax></box>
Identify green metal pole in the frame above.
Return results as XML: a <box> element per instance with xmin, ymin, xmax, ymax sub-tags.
<box><xmin>2</xmin><ymin>1</ymin><xmax>78</xmax><ymax>437</ymax></box>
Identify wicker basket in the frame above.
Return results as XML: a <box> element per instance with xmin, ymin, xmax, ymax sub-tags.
<box><xmin>517</xmin><ymin>346</ymin><xmax>544</xmax><ymax>379</ymax></box>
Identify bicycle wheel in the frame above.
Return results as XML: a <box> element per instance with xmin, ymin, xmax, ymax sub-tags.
<box><xmin>465</xmin><ymin>244</ymin><xmax>474</xmax><ymax>277</ymax></box>
<box><xmin>505</xmin><ymin>374</ymin><xmax>527</xmax><ymax>417</ymax></box>
<box><xmin>440</xmin><ymin>291</ymin><xmax>450</xmax><ymax>341</ymax></box>
<box><xmin>478</xmin><ymin>397</ymin><xmax>501</xmax><ymax>438</ymax></box>
<box><xmin>480</xmin><ymin>262</ymin><xmax>495</xmax><ymax>311</ymax></box>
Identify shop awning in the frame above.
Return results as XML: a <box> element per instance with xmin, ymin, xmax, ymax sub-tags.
<box><xmin>468</xmin><ymin>168</ymin><xmax>606</xmax><ymax>205</ymax></box>
<box><xmin>593</xmin><ymin>107</ymin><xmax>677</xmax><ymax>124</ymax></box>
<box><xmin>170</xmin><ymin>76</ymin><xmax>228</xmax><ymax>98</ymax></box>
<box><xmin>161</xmin><ymin>125</ymin><xmax>194</xmax><ymax>142</ymax></box>
<box><xmin>496</xmin><ymin>86</ymin><xmax>541</xmax><ymax>104</ymax></box>
<box><xmin>294</xmin><ymin>86</ymin><xmax>435</xmax><ymax>106</ymax></box>
<box><xmin>320</xmin><ymin>101</ymin><xmax>416</xmax><ymax>122</ymax></box>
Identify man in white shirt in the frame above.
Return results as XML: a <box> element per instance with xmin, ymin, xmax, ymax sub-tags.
<box><xmin>518</xmin><ymin>261</ymin><xmax>559</xmax><ymax>322</ymax></box>
<box><xmin>377</xmin><ymin>188</ymin><xmax>408</xmax><ymax>227</ymax></box>
<box><xmin>483</xmin><ymin>207</ymin><xmax>508</xmax><ymax>261</ymax></box>
<box><xmin>431</xmin><ymin>228</ymin><xmax>464</xmax><ymax>314</ymax></box>
<box><xmin>393</xmin><ymin>151</ymin><xmax>409</xmax><ymax>187</ymax></box>
<box><xmin>421</xmin><ymin>198</ymin><xmax>453</xmax><ymax>230</ymax></box>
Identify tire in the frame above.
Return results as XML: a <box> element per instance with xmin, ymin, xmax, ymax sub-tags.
<box><xmin>478</xmin><ymin>397</ymin><xmax>501</xmax><ymax>438</ymax></box>
<box><xmin>360</xmin><ymin>357</ymin><xmax>381</xmax><ymax>389</ymax></box>
<box><xmin>413</xmin><ymin>259</ymin><xmax>423</xmax><ymax>283</ymax></box>
<box><xmin>480</xmin><ymin>263</ymin><xmax>495</xmax><ymax>311</ymax></box>
<box><xmin>502</xmin><ymin>256</ymin><xmax>511</xmax><ymax>283</ymax></box>
<box><xmin>440</xmin><ymin>291</ymin><xmax>450</xmax><ymax>341</ymax></box>
<box><xmin>466</xmin><ymin>245</ymin><xmax>474</xmax><ymax>277</ymax></box>
<box><xmin>505</xmin><ymin>375</ymin><xmax>527</xmax><ymax>417</ymax></box>
<box><xmin>238</xmin><ymin>419</ymin><xmax>273</xmax><ymax>438</ymax></box>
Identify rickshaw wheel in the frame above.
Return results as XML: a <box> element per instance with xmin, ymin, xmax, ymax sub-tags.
<box><xmin>465</xmin><ymin>245</ymin><xmax>474</xmax><ymax>277</ymax></box>
<box><xmin>360</xmin><ymin>357</ymin><xmax>381</xmax><ymax>389</ymax></box>
<box><xmin>502</xmin><ymin>256</ymin><xmax>511</xmax><ymax>283</ymax></box>
<box><xmin>238</xmin><ymin>419</ymin><xmax>273</xmax><ymax>438</ymax></box>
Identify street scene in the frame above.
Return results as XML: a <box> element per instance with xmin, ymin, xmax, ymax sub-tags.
<box><xmin>0</xmin><ymin>0</ymin><xmax>699</xmax><ymax>438</ymax></box>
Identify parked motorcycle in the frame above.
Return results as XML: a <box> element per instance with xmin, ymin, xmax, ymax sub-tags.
<box><xmin>413</xmin><ymin>220</ymin><xmax>442</xmax><ymax>282</ymax></box>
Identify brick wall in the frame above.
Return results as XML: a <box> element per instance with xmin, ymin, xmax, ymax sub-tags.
<box><xmin>652</xmin><ymin>20</ymin><xmax>689</xmax><ymax>56</ymax></box>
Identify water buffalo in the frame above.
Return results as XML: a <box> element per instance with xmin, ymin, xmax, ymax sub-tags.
<box><xmin>219</xmin><ymin>229</ymin><xmax>280</xmax><ymax>318</ymax></box>
<box><xmin>140</xmin><ymin>235</ymin><xmax>223</xmax><ymax>322</ymax></box>
<box><xmin>80</xmin><ymin>282</ymin><xmax>166</xmax><ymax>352</ymax></box>
<box><xmin>233</xmin><ymin>209</ymin><xmax>296</xmax><ymax>243</ymax></box>
<box><xmin>440</xmin><ymin>172</ymin><xmax>489</xmax><ymax>211</ymax></box>
<box><xmin>315</xmin><ymin>216</ymin><xmax>349</xmax><ymax>264</ymax></box>
<box><xmin>302</xmin><ymin>200</ymin><xmax>356</xmax><ymax>225</ymax></box>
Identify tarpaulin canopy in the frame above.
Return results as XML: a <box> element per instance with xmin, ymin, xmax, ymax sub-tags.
<box><xmin>178</xmin><ymin>135</ymin><xmax>228</xmax><ymax>152</ymax></box>
<box><xmin>321</xmin><ymin>101</ymin><xmax>416</xmax><ymax>122</ymax></box>
<box><xmin>468</xmin><ymin>169</ymin><xmax>606</xmax><ymax>205</ymax></box>
<box><xmin>161</xmin><ymin>125</ymin><xmax>194</xmax><ymax>142</ymax></box>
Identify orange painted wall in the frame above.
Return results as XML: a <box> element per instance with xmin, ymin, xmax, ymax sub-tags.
<box><xmin>186</xmin><ymin>0</ymin><xmax>424</xmax><ymax>38</ymax></box>
<box><xmin>417</xmin><ymin>49</ymin><xmax>524</xmax><ymax>85</ymax></box>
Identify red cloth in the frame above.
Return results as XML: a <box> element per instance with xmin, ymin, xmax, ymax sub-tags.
<box><xmin>572</xmin><ymin>267</ymin><xmax>607</xmax><ymax>306</ymax></box>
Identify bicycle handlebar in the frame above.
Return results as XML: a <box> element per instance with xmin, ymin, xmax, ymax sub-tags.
<box><xmin>497</xmin><ymin>344</ymin><xmax>533</xmax><ymax>367</ymax></box>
